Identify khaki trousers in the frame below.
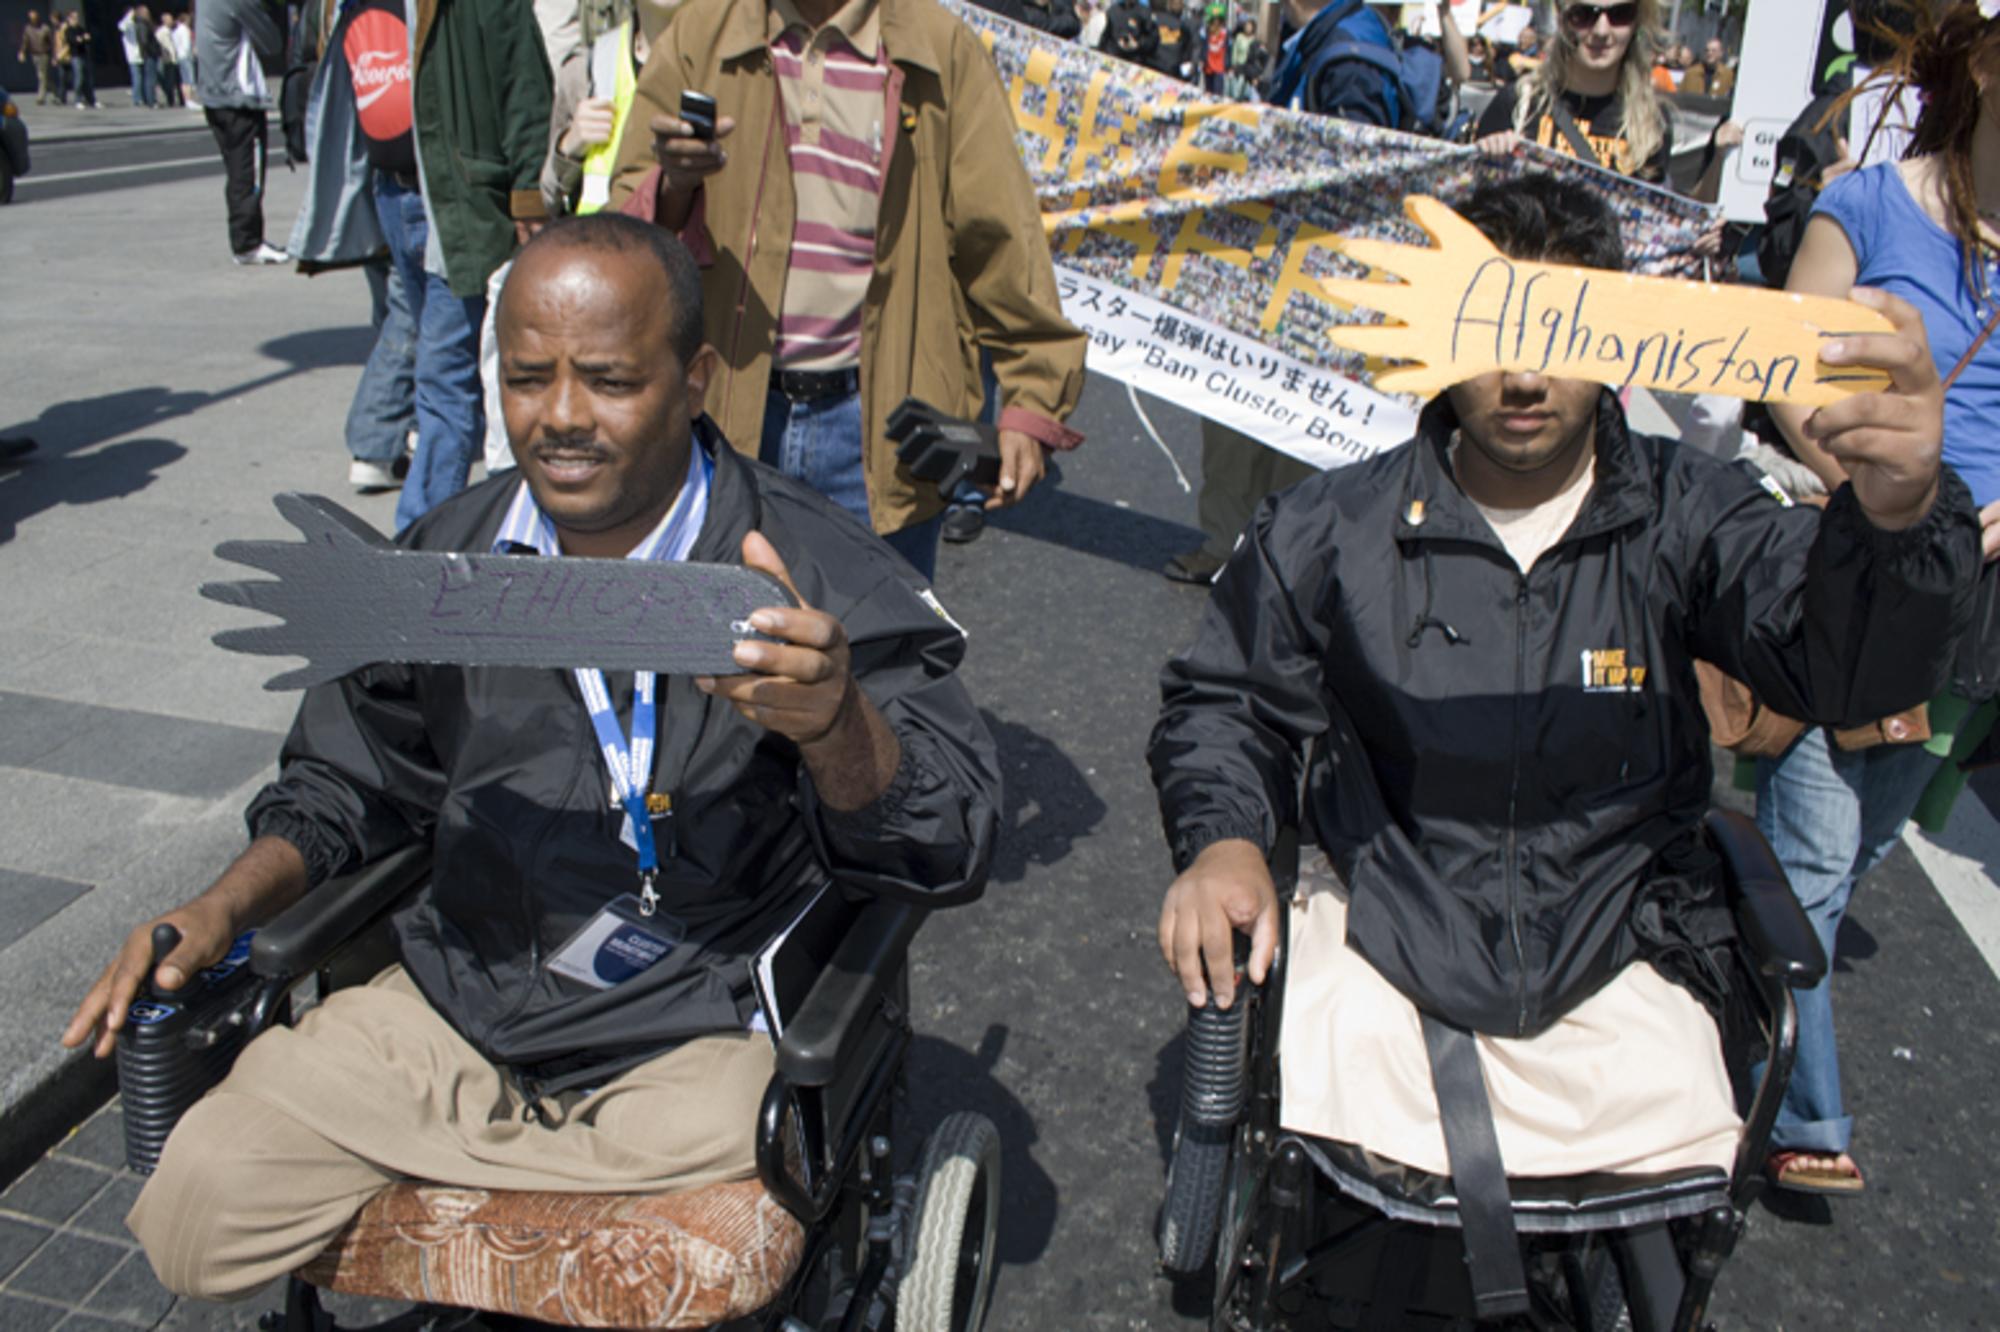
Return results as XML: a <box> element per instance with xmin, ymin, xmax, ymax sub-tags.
<box><xmin>127</xmin><ymin>965</ymin><xmax>776</xmax><ymax>1301</ymax></box>
<box><xmin>1196</xmin><ymin>418</ymin><xmax>1317</xmax><ymax>560</ymax></box>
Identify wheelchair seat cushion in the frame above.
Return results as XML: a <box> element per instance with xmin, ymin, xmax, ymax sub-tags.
<box><xmin>1280</xmin><ymin>855</ymin><xmax>1741</xmax><ymax>1179</ymax></box>
<box><xmin>299</xmin><ymin>1178</ymin><xmax>805</xmax><ymax>1329</ymax></box>
<box><xmin>1295</xmin><ymin>1135</ymin><xmax>1732</xmax><ymax>1235</ymax></box>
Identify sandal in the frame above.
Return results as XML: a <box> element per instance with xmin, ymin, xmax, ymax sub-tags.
<box><xmin>1767</xmin><ymin>1150</ymin><xmax>1865</xmax><ymax>1195</ymax></box>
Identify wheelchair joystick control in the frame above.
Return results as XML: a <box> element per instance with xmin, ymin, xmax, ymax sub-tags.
<box><xmin>115</xmin><ymin>924</ymin><xmax>261</xmax><ymax>1175</ymax></box>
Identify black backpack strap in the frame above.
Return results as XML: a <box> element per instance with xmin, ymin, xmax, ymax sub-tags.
<box><xmin>1546</xmin><ymin>97</ymin><xmax>1604</xmax><ymax>168</ymax></box>
<box><xmin>1420</xmin><ymin>1012</ymin><xmax>1530</xmax><ymax>1320</ymax></box>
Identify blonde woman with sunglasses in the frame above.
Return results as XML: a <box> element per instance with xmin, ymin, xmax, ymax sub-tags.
<box><xmin>1474</xmin><ymin>0</ymin><xmax>1671</xmax><ymax>185</ymax></box>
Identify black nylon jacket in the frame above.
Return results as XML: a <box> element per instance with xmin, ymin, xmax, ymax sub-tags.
<box><xmin>1151</xmin><ymin>391</ymin><xmax>1979</xmax><ymax>1038</ymax></box>
<box><xmin>247</xmin><ymin>433</ymin><xmax>1000</xmax><ymax>1088</ymax></box>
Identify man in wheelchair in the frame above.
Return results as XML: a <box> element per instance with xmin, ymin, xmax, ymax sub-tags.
<box><xmin>1149</xmin><ymin>176</ymin><xmax>1980</xmax><ymax>1327</ymax></box>
<box><xmin>60</xmin><ymin>215</ymin><xmax>1000</xmax><ymax>1306</ymax></box>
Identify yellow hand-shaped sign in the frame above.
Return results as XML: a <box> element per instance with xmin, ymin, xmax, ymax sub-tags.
<box><xmin>1321</xmin><ymin>196</ymin><xmax>1893</xmax><ymax>406</ymax></box>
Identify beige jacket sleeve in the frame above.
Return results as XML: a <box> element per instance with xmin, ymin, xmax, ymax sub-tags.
<box><xmin>939</xmin><ymin>24</ymin><xmax>1086</xmax><ymax>446</ymax></box>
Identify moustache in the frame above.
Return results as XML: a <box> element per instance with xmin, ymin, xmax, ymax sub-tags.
<box><xmin>532</xmin><ymin>436</ymin><xmax>611</xmax><ymax>463</ymax></box>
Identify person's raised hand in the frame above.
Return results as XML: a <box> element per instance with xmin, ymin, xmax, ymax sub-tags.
<box><xmin>1980</xmin><ymin>499</ymin><xmax>2000</xmax><ymax>563</ymax></box>
<box><xmin>561</xmin><ymin>96</ymin><xmax>617</xmax><ymax>157</ymax></box>
<box><xmin>697</xmin><ymin>531</ymin><xmax>858</xmax><ymax>749</ymax></box>
<box><xmin>1476</xmin><ymin>129</ymin><xmax>1519</xmax><ymax>158</ymax></box>
<box><xmin>648</xmin><ymin>112</ymin><xmax>736</xmax><ymax>199</ymax></box>
<box><xmin>1713</xmin><ymin>119</ymin><xmax>1745</xmax><ymax>152</ymax></box>
<box><xmin>61</xmin><ymin>897</ymin><xmax>236</xmax><ymax>1059</ymax></box>
<box><xmin>1800</xmin><ymin>286</ymin><xmax>1945</xmax><ymax>531</ymax></box>
<box><xmin>984</xmin><ymin>429</ymin><xmax>1048</xmax><ymax>509</ymax></box>
<box><xmin>1158</xmin><ymin>837</ymin><xmax>1278</xmax><ymax>1011</ymax></box>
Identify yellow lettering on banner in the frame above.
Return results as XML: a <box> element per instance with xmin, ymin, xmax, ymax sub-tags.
<box><xmin>1322</xmin><ymin>197</ymin><xmax>1893</xmax><ymax>405</ymax></box>
<box><xmin>1157</xmin><ymin>103</ymin><xmax>1258</xmax><ymax>201</ymax></box>
<box><xmin>1262</xmin><ymin>222</ymin><xmax>1350</xmax><ymax>331</ymax></box>
<box><xmin>1159</xmin><ymin>200</ymin><xmax>1279</xmax><ymax>292</ymax></box>
<box><xmin>1069</xmin><ymin>70</ymin><xmax>1137</xmax><ymax>182</ymax></box>
<box><xmin>1008</xmin><ymin>48</ymin><xmax>1071</xmax><ymax>174</ymax></box>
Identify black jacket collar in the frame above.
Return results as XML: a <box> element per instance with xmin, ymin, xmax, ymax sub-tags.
<box><xmin>1397</xmin><ymin>387</ymin><xmax>1657</xmax><ymax>551</ymax></box>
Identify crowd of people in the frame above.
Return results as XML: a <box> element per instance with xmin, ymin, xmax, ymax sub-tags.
<box><xmin>33</xmin><ymin>0</ymin><xmax>2000</xmax><ymax>1315</ymax></box>
<box><xmin>12</xmin><ymin>7</ymin><xmax>196</xmax><ymax>110</ymax></box>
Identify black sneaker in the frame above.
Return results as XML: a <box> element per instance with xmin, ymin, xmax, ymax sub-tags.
<box><xmin>941</xmin><ymin>504</ymin><xmax>986</xmax><ymax>544</ymax></box>
<box><xmin>1162</xmin><ymin>549</ymin><xmax>1225</xmax><ymax>585</ymax></box>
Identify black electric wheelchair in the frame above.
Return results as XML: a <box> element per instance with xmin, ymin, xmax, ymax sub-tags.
<box><xmin>141</xmin><ymin>844</ymin><xmax>1002</xmax><ymax>1332</ymax></box>
<box><xmin>1156</xmin><ymin>810</ymin><xmax>1828</xmax><ymax>1332</ymax></box>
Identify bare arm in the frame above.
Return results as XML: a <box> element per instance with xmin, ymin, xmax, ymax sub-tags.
<box><xmin>1436</xmin><ymin>6</ymin><xmax>1471</xmax><ymax>85</ymax></box>
<box><xmin>1772</xmin><ymin>213</ymin><xmax>1863</xmax><ymax>492</ymax></box>
<box><xmin>61</xmin><ymin>836</ymin><xmax>310</xmax><ymax>1058</ymax></box>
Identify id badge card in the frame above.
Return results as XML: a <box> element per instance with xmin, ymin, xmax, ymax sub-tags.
<box><xmin>547</xmin><ymin>895</ymin><xmax>685</xmax><ymax>991</ymax></box>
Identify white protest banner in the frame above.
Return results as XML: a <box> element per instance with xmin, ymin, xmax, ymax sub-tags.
<box><xmin>945</xmin><ymin>0</ymin><xmax>1711</xmax><ymax>469</ymax></box>
<box><xmin>1056</xmin><ymin>265</ymin><xmax>1417</xmax><ymax>469</ymax></box>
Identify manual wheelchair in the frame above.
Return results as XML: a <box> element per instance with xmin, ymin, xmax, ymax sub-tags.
<box><xmin>153</xmin><ymin>845</ymin><xmax>1002</xmax><ymax>1332</ymax></box>
<box><xmin>1157</xmin><ymin>810</ymin><xmax>1827</xmax><ymax>1332</ymax></box>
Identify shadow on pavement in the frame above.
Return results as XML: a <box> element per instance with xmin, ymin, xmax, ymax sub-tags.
<box><xmin>989</xmin><ymin>477</ymin><xmax>1203</xmax><ymax>576</ymax></box>
<box><xmin>0</xmin><ymin>325</ymin><xmax>373</xmax><ymax>458</ymax></box>
<box><xmin>983</xmin><ymin>709</ymin><xmax>1107</xmax><ymax>885</ymax></box>
<box><xmin>0</xmin><ymin>326</ymin><xmax>374</xmax><ymax>543</ymax></box>
<box><xmin>903</xmin><ymin>1026</ymin><xmax>1059</xmax><ymax>1269</ymax></box>
<box><xmin>0</xmin><ymin>436</ymin><xmax>188</xmax><ymax>542</ymax></box>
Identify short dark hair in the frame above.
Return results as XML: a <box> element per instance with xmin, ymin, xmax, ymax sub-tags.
<box><xmin>506</xmin><ymin>213</ymin><xmax>705</xmax><ymax>365</ymax></box>
<box><xmin>1454</xmin><ymin>174</ymin><xmax>1627</xmax><ymax>272</ymax></box>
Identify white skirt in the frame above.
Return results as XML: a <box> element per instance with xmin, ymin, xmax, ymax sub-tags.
<box><xmin>1278</xmin><ymin>856</ymin><xmax>1741</xmax><ymax>1179</ymax></box>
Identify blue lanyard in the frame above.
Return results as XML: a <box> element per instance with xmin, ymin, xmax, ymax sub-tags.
<box><xmin>576</xmin><ymin>667</ymin><xmax>663</xmax><ymax>914</ymax></box>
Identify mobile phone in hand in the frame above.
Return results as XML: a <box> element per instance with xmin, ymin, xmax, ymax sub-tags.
<box><xmin>680</xmin><ymin>91</ymin><xmax>718</xmax><ymax>141</ymax></box>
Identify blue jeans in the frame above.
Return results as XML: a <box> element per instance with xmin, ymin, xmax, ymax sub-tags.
<box><xmin>759</xmin><ymin>386</ymin><xmax>942</xmax><ymax>581</ymax></box>
<box><xmin>373</xmin><ymin>174</ymin><xmax>486</xmax><ymax>533</ymax></box>
<box><xmin>348</xmin><ymin>257</ymin><xmax>417</xmax><ymax>465</ymax></box>
<box><xmin>1755</xmin><ymin>728</ymin><xmax>1943</xmax><ymax>1154</ymax></box>
<box><xmin>944</xmin><ymin>354</ymin><xmax>1002</xmax><ymax>513</ymax></box>
<box><xmin>136</xmin><ymin>56</ymin><xmax>157</xmax><ymax>106</ymax></box>
<box><xmin>72</xmin><ymin>56</ymin><xmax>96</xmax><ymax>107</ymax></box>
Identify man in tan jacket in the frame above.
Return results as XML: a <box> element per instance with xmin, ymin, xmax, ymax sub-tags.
<box><xmin>607</xmin><ymin>0</ymin><xmax>1085</xmax><ymax>579</ymax></box>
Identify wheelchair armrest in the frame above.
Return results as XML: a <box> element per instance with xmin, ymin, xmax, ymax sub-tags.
<box><xmin>1704</xmin><ymin>808</ymin><xmax>1826</xmax><ymax>989</ymax></box>
<box><xmin>250</xmin><ymin>843</ymin><xmax>431</xmax><ymax>983</ymax></box>
<box><xmin>775</xmin><ymin>899</ymin><xmax>924</xmax><ymax>1088</ymax></box>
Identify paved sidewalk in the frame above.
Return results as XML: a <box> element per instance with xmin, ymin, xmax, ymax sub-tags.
<box><xmin>1</xmin><ymin>162</ymin><xmax>402</xmax><ymax>1180</ymax></box>
<box><xmin>16</xmin><ymin>99</ymin><xmax>211</xmax><ymax>146</ymax></box>
<box><xmin>0</xmin><ymin>1102</ymin><xmax>403</xmax><ymax>1330</ymax></box>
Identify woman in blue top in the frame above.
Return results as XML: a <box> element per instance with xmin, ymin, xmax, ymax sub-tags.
<box><xmin>1761</xmin><ymin>0</ymin><xmax>2000</xmax><ymax>1197</ymax></box>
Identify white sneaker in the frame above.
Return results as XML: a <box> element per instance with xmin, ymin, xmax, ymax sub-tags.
<box><xmin>349</xmin><ymin>459</ymin><xmax>405</xmax><ymax>492</ymax></box>
<box><xmin>232</xmin><ymin>243</ymin><xmax>289</xmax><ymax>266</ymax></box>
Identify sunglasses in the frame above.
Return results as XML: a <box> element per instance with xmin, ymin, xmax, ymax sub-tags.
<box><xmin>1562</xmin><ymin>2</ymin><xmax>1639</xmax><ymax>31</ymax></box>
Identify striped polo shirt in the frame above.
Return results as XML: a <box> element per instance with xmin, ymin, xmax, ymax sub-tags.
<box><xmin>768</xmin><ymin>0</ymin><xmax>888</xmax><ymax>373</ymax></box>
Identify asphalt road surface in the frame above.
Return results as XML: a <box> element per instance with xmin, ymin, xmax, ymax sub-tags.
<box><xmin>13</xmin><ymin>122</ymin><xmax>232</xmax><ymax>204</ymax></box>
<box><xmin>1</xmin><ymin>140</ymin><xmax>1996</xmax><ymax>1331</ymax></box>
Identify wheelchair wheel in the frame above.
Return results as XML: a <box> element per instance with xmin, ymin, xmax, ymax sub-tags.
<box><xmin>1157</xmin><ymin>1119</ymin><xmax>1231</xmax><ymax>1273</ymax></box>
<box><xmin>897</xmin><ymin>1111</ymin><xmax>1001</xmax><ymax>1332</ymax></box>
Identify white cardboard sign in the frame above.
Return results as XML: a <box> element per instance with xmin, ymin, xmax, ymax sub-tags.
<box><xmin>1718</xmin><ymin>0</ymin><xmax>1834</xmax><ymax>224</ymax></box>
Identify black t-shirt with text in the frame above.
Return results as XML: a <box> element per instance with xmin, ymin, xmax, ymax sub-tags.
<box><xmin>343</xmin><ymin>0</ymin><xmax>417</xmax><ymax>176</ymax></box>
<box><xmin>1477</xmin><ymin>82</ymin><xmax>1672</xmax><ymax>185</ymax></box>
